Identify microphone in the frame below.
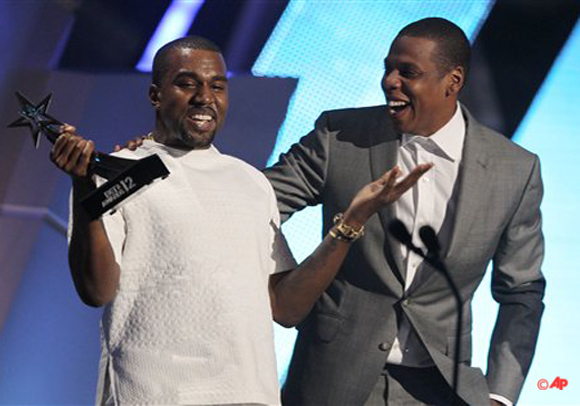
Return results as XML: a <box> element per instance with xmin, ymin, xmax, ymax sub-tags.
<box><xmin>388</xmin><ymin>219</ymin><xmax>412</xmax><ymax>246</ymax></box>
<box><xmin>388</xmin><ymin>220</ymin><xmax>423</xmax><ymax>257</ymax></box>
<box><xmin>419</xmin><ymin>225</ymin><xmax>441</xmax><ymax>255</ymax></box>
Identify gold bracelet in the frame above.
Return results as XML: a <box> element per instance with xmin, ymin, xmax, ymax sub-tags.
<box><xmin>328</xmin><ymin>213</ymin><xmax>364</xmax><ymax>242</ymax></box>
<box><xmin>329</xmin><ymin>227</ymin><xmax>351</xmax><ymax>242</ymax></box>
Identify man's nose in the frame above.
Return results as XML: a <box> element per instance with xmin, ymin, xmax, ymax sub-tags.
<box><xmin>192</xmin><ymin>84</ymin><xmax>211</xmax><ymax>105</ymax></box>
<box><xmin>382</xmin><ymin>70</ymin><xmax>400</xmax><ymax>90</ymax></box>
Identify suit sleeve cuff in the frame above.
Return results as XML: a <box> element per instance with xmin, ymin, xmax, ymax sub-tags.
<box><xmin>490</xmin><ymin>393</ymin><xmax>513</xmax><ymax>406</ymax></box>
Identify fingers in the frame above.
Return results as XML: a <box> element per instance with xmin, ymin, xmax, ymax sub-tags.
<box><xmin>51</xmin><ymin>125</ymin><xmax>95</xmax><ymax>178</ymax></box>
<box><xmin>383</xmin><ymin>165</ymin><xmax>401</xmax><ymax>190</ymax></box>
<box><xmin>128</xmin><ymin>136</ymin><xmax>146</xmax><ymax>151</ymax></box>
<box><xmin>393</xmin><ymin>163</ymin><xmax>433</xmax><ymax>196</ymax></box>
<box><xmin>346</xmin><ymin>163</ymin><xmax>434</xmax><ymax>221</ymax></box>
<box><xmin>378</xmin><ymin>165</ymin><xmax>400</xmax><ymax>181</ymax></box>
<box><xmin>374</xmin><ymin>166</ymin><xmax>400</xmax><ymax>193</ymax></box>
<box><xmin>127</xmin><ymin>140</ymin><xmax>138</xmax><ymax>150</ymax></box>
<box><xmin>75</xmin><ymin>140</ymin><xmax>95</xmax><ymax>176</ymax></box>
<box><xmin>52</xmin><ymin>124</ymin><xmax>76</xmax><ymax>157</ymax></box>
<box><xmin>115</xmin><ymin>135</ymin><xmax>146</xmax><ymax>152</ymax></box>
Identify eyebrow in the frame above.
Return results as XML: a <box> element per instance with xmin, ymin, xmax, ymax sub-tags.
<box><xmin>174</xmin><ymin>71</ymin><xmax>228</xmax><ymax>82</ymax></box>
<box><xmin>384</xmin><ymin>59</ymin><xmax>419</xmax><ymax>70</ymax></box>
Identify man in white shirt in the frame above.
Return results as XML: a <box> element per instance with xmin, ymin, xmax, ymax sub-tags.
<box><xmin>266</xmin><ymin>18</ymin><xmax>545</xmax><ymax>406</ymax></box>
<box><xmin>51</xmin><ymin>36</ymin><xmax>430</xmax><ymax>405</ymax></box>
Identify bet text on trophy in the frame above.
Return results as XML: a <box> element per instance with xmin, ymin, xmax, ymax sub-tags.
<box><xmin>7</xmin><ymin>92</ymin><xmax>170</xmax><ymax>220</ymax></box>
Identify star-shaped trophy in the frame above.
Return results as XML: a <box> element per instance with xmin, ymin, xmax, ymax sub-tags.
<box><xmin>8</xmin><ymin>92</ymin><xmax>170</xmax><ymax>220</ymax></box>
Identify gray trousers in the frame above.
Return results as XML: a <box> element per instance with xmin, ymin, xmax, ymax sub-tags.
<box><xmin>363</xmin><ymin>365</ymin><xmax>469</xmax><ymax>406</ymax></box>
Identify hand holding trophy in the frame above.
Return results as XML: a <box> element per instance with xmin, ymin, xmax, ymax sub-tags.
<box><xmin>8</xmin><ymin>92</ymin><xmax>170</xmax><ymax>220</ymax></box>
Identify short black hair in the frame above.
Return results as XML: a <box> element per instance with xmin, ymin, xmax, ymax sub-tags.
<box><xmin>152</xmin><ymin>36</ymin><xmax>222</xmax><ymax>85</ymax></box>
<box><xmin>396</xmin><ymin>17</ymin><xmax>471</xmax><ymax>78</ymax></box>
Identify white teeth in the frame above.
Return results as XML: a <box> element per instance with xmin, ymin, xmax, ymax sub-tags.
<box><xmin>388</xmin><ymin>100</ymin><xmax>409</xmax><ymax>107</ymax></box>
<box><xmin>191</xmin><ymin>114</ymin><xmax>212</xmax><ymax>121</ymax></box>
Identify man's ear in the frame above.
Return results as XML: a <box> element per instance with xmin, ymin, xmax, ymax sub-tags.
<box><xmin>149</xmin><ymin>84</ymin><xmax>161</xmax><ymax>109</ymax></box>
<box><xmin>446</xmin><ymin>66</ymin><xmax>465</xmax><ymax>97</ymax></box>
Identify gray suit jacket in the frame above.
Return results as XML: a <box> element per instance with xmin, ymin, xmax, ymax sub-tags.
<box><xmin>264</xmin><ymin>105</ymin><xmax>545</xmax><ymax>405</ymax></box>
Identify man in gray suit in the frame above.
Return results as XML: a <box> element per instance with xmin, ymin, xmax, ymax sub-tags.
<box><xmin>264</xmin><ymin>18</ymin><xmax>545</xmax><ymax>406</ymax></box>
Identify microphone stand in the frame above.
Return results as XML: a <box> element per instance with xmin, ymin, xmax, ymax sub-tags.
<box><xmin>421</xmin><ymin>248</ymin><xmax>463</xmax><ymax>405</ymax></box>
<box><xmin>389</xmin><ymin>221</ymin><xmax>463</xmax><ymax>404</ymax></box>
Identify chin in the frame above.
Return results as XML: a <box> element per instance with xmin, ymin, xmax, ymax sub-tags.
<box><xmin>187</xmin><ymin>132</ymin><xmax>215</xmax><ymax>149</ymax></box>
<box><xmin>393</xmin><ymin>122</ymin><xmax>410</xmax><ymax>134</ymax></box>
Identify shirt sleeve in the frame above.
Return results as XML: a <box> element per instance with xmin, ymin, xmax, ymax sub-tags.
<box><xmin>490</xmin><ymin>393</ymin><xmax>513</xmax><ymax>406</ymax></box>
<box><xmin>267</xmin><ymin>181</ymin><xmax>297</xmax><ymax>275</ymax></box>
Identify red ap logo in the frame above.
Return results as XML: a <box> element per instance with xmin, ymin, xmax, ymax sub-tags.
<box><xmin>538</xmin><ymin>377</ymin><xmax>568</xmax><ymax>390</ymax></box>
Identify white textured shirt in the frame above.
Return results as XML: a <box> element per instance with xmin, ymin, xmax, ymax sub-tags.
<box><xmin>71</xmin><ymin>141</ymin><xmax>296</xmax><ymax>406</ymax></box>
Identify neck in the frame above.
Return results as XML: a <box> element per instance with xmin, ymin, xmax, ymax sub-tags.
<box><xmin>421</xmin><ymin>102</ymin><xmax>459</xmax><ymax>137</ymax></box>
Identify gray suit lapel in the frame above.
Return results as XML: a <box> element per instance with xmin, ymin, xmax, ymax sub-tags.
<box><xmin>406</xmin><ymin>106</ymin><xmax>491</xmax><ymax>296</ymax></box>
<box><xmin>445</xmin><ymin>107</ymin><xmax>491</xmax><ymax>260</ymax></box>
<box><xmin>368</xmin><ymin>110</ymin><xmax>406</xmax><ymax>287</ymax></box>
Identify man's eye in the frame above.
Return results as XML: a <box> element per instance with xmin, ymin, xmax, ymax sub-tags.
<box><xmin>177</xmin><ymin>81</ymin><xmax>196</xmax><ymax>88</ymax></box>
<box><xmin>401</xmin><ymin>70</ymin><xmax>419</xmax><ymax>78</ymax></box>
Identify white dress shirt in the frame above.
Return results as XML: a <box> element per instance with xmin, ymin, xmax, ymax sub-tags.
<box><xmin>387</xmin><ymin>103</ymin><xmax>465</xmax><ymax>366</ymax></box>
<box><xmin>385</xmin><ymin>104</ymin><xmax>512</xmax><ymax>406</ymax></box>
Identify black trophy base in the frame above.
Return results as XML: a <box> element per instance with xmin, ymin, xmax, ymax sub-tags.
<box><xmin>82</xmin><ymin>154</ymin><xmax>169</xmax><ymax>220</ymax></box>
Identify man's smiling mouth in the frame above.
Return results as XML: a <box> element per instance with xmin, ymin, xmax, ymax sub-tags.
<box><xmin>186</xmin><ymin>106</ymin><xmax>217</xmax><ymax>133</ymax></box>
<box><xmin>388</xmin><ymin>99</ymin><xmax>411</xmax><ymax>115</ymax></box>
<box><xmin>187</xmin><ymin>113</ymin><xmax>215</xmax><ymax>132</ymax></box>
<box><xmin>190</xmin><ymin>113</ymin><xmax>213</xmax><ymax>122</ymax></box>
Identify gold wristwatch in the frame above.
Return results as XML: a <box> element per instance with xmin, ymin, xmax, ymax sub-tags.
<box><xmin>329</xmin><ymin>213</ymin><xmax>364</xmax><ymax>242</ymax></box>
